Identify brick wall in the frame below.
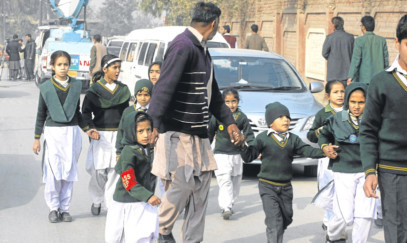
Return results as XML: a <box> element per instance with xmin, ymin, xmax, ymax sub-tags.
<box><xmin>221</xmin><ymin>0</ymin><xmax>407</xmax><ymax>104</ymax></box>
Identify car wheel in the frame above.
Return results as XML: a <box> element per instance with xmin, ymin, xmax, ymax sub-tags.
<box><xmin>304</xmin><ymin>165</ymin><xmax>318</xmax><ymax>177</ymax></box>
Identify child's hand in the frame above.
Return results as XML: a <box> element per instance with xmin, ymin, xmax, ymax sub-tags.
<box><xmin>323</xmin><ymin>143</ymin><xmax>339</xmax><ymax>159</ymax></box>
<box><xmin>148</xmin><ymin>195</ymin><xmax>161</xmax><ymax>206</ymax></box>
<box><xmin>33</xmin><ymin>139</ymin><xmax>41</xmax><ymax>155</ymax></box>
<box><xmin>87</xmin><ymin>129</ymin><xmax>100</xmax><ymax>140</ymax></box>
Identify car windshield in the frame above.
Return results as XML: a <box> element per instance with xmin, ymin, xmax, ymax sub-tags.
<box><xmin>213</xmin><ymin>57</ymin><xmax>304</xmax><ymax>91</ymax></box>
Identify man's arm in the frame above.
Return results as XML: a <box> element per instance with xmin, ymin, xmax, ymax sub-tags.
<box><xmin>322</xmin><ymin>36</ymin><xmax>331</xmax><ymax>60</ymax></box>
<box><xmin>348</xmin><ymin>38</ymin><xmax>362</xmax><ymax>81</ymax></box>
<box><xmin>383</xmin><ymin>38</ymin><xmax>389</xmax><ymax>68</ymax></box>
<box><xmin>89</xmin><ymin>45</ymin><xmax>96</xmax><ymax>73</ymax></box>
<box><xmin>262</xmin><ymin>37</ymin><xmax>269</xmax><ymax>52</ymax></box>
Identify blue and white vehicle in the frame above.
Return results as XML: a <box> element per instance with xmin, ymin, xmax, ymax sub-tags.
<box><xmin>209</xmin><ymin>48</ymin><xmax>324</xmax><ymax>176</ymax></box>
<box><xmin>35</xmin><ymin>0</ymin><xmax>92</xmax><ymax>91</ymax></box>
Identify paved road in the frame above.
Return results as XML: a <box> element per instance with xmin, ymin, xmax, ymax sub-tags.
<box><xmin>0</xmin><ymin>80</ymin><xmax>384</xmax><ymax>242</ymax></box>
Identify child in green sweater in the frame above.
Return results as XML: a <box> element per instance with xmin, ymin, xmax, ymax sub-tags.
<box><xmin>208</xmin><ymin>88</ymin><xmax>255</xmax><ymax>220</ymax></box>
<box><xmin>105</xmin><ymin>111</ymin><xmax>161</xmax><ymax>243</ymax></box>
<box><xmin>319</xmin><ymin>83</ymin><xmax>376</xmax><ymax>243</ymax></box>
<box><xmin>307</xmin><ymin>81</ymin><xmax>345</xmax><ymax>230</ymax></box>
<box><xmin>116</xmin><ymin>79</ymin><xmax>153</xmax><ymax>159</ymax></box>
<box><xmin>240</xmin><ymin>102</ymin><xmax>328</xmax><ymax>243</ymax></box>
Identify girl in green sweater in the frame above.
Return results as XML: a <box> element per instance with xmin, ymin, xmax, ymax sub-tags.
<box><xmin>307</xmin><ymin>81</ymin><xmax>345</xmax><ymax>230</ymax></box>
<box><xmin>318</xmin><ymin>83</ymin><xmax>376</xmax><ymax>243</ymax></box>
<box><xmin>208</xmin><ymin>88</ymin><xmax>255</xmax><ymax>220</ymax></box>
<box><xmin>105</xmin><ymin>111</ymin><xmax>161</xmax><ymax>243</ymax></box>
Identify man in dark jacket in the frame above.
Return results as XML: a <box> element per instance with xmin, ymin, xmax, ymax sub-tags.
<box><xmin>148</xmin><ymin>2</ymin><xmax>245</xmax><ymax>243</ymax></box>
<box><xmin>322</xmin><ymin>16</ymin><xmax>354</xmax><ymax>86</ymax></box>
<box><xmin>5</xmin><ymin>34</ymin><xmax>21</xmax><ymax>80</ymax></box>
<box><xmin>24</xmin><ymin>34</ymin><xmax>36</xmax><ymax>80</ymax></box>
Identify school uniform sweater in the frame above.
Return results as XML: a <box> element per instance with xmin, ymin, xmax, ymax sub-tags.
<box><xmin>360</xmin><ymin>70</ymin><xmax>407</xmax><ymax>176</ymax></box>
<box><xmin>82</xmin><ymin>77</ymin><xmax>130</xmax><ymax>131</ymax></box>
<box><xmin>116</xmin><ymin>105</ymin><xmax>148</xmax><ymax>156</ymax></box>
<box><xmin>148</xmin><ymin>28</ymin><xmax>235</xmax><ymax>138</ymax></box>
<box><xmin>208</xmin><ymin>110</ymin><xmax>255</xmax><ymax>154</ymax></box>
<box><xmin>241</xmin><ymin>131</ymin><xmax>325</xmax><ymax>183</ymax></box>
<box><xmin>113</xmin><ymin>112</ymin><xmax>156</xmax><ymax>203</ymax></box>
<box><xmin>34</xmin><ymin>77</ymin><xmax>87</xmax><ymax>139</ymax></box>
<box><xmin>318</xmin><ymin>111</ymin><xmax>364</xmax><ymax>173</ymax></box>
<box><xmin>306</xmin><ymin>105</ymin><xmax>336</xmax><ymax>143</ymax></box>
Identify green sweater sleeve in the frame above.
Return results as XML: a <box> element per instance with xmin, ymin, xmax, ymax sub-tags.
<box><xmin>294</xmin><ymin>135</ymin><xmax>325</xmax><ymax>158</ymax></box>
<box><xmin>34</xmin><ymin>93</ymin><xmax>47</xmax><ymax>139</ymax></box>
<box><xmin>115</xmin><ymin>116</ymin><xmax>125</xmax><ymax>156</ymax></box>
<box><xmin>359</xmin><ymin>80</ymin><xmax>382</xmax><ymax>176</ymax></box>
<box><xmin>241</xmin><ymin>116</ymin><xmax>256</xmax><ymax>146</ymax></box>
<box><xmin>117</xmin><ymin>150</ymin><xmax>154</xmax><ymax>202</ymax></box>
<box><xmin>81</xmin><ymin>93</ymin><xmax>96</xmax><ymax>129</ymax></box>
<box><xmin>307</xmin><ymin>111</ymin><xmax>324</xmax><ymax>143</ymax></box>
<box><xmin>240</xmin><ymin>138</ymin><xmax>262</xmax><ymax>163</ymax></box>
<box><xmin>318</xmin><ymin>118</ymin><xmax>335</xmax><ymax>149</ymax></box>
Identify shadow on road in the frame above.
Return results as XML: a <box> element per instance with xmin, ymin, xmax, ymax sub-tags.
<box><xmin>0</xmin><ymin>154</ymin><xmax>42</xmax><ymax>211</ymax></box>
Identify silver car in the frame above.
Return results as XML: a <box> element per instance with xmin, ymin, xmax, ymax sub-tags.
<box><xmin>209</xmin><ymin>48</ymin><xmax>324</xmax><ymax>176</ymax></box>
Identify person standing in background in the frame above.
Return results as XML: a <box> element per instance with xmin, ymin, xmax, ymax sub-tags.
<box><xmin>89</xmin><ymin>34</ymin><xmax>107</xmax><ymax>85</ymax></box>
<box><xmin>18</xmin><ymin>39</ymin><xmax>26</xmax><ymax>80</ymax></box>
<box><xmin>347</xmin><ymin>16</ymin><xmax>388</xmax><ymax>85</ymax></box>
<box><xmin>245</xmin><ymin>24</ymin><xmax>269</xmax><ymax>51</ymax></box>
<box><xmin>322</xmin><ymin>16</ymin><xmax>354</xmax><ymax>87</ymax></box>
<box><xmin>220</xmin><ymin>25</ymin><xmax>237</xmax><ymax>48</ymax></box>
<box><xmin>6</xmin><ymin>34</ymin><xmax>21</xmax><ymax>80</ymax></box>
<box><xmin>24</xmin><ymin>34</ymin><xmax>36</xmax><ymax>81</ymax></box>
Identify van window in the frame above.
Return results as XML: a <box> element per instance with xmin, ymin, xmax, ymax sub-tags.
<box><xmin>120</xmin><ymin>42</ymin><xmax>129</xmax><ymax>61</ymax></box>
<box><xmin>138</xmin><ymin>42</ymin><xmax>148</xmax><ymax>65</ymax></box>
<box><xmin>154</xmin><ymin>42</ymin><xmax>165</xmax><ymax>62</ymax></box>
<box><xmin>145</xmin><ymin>43</ymin><xmax>157</xmax><ymax>66</ymax></box>
<box><xmin>126</xmin><ymin>43</ymin><xmax>138</xmax><ymax>62</ymax></box>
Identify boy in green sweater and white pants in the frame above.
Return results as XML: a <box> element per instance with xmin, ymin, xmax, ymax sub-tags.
<box><xmin>361</xmin><ymin>15</ymin><xmax>407</xmax><ymax>243</ymax></box>
<box><xmin>240</xmin><ymin>102</ymin><xmax>328</xmax><ymax>243</ymax></box>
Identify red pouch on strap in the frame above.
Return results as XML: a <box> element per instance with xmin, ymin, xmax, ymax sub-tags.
<box><xmin>121</xmin><ymin>168</ymin><xmax>138</xmax><ymax>191</ymax></box>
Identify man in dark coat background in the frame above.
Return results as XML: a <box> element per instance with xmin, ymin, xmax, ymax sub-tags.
<box><xmin>24</xmin><ymin>34</ymin><xmax>36</xmax><ymax>81</ymax></box>
<box><xmin>322</xmin><ymin>16</ymin><xmax>354</xmax><ymax>86</ymax></box>
<box><xmin>6</xmin><ymin>34</ymin><xmax>21</xmax><ymax>80</ymax></box>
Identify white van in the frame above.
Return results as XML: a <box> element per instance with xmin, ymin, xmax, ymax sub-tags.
<box><xmin>118</xmin><ymin>26</ymin><xmax>230</xmax><ymax>97</ymax></box>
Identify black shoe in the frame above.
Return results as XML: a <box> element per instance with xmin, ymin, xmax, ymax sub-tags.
<box><xmin>222</xmin><ymin>208</ymin><xmax>232</xmax><ymax>220</ymax></box>
<box><xmin>91</xmin><ymin>203</ymin><xmax>101</xmax><ymax>216</ymax></box>
<box><xmin>374</xmin><ymin>218</ymin><xmax>383</xmax><ymax>228</ymax></box>
<box><xmin>322</xmin><ymin>223</ymin><xmax>327</xmax><ymax>231</ymax></box>
<box><xmin>158</xmin><ymin>233</ymin><xmax>176</xmax><ymax>243</ymax></box>
<box><xmin>60</xmin><ymin>212</ymin><xmax>72</xmax><ymax>222</ymax></box>
<box><xmin>48</xmin><ymin>210</ymin><xmax>59</xmax><ymax>223</ymax></box>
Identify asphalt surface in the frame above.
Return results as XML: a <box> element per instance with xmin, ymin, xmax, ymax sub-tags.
<box><xmin>0</xmin><ymin>78</ymin><xmax>385</xmax><ymax>242</ymax></box>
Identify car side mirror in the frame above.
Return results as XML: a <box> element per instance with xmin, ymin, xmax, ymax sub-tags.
<box><xmin>309</xmin><ymin>82</ymin><xmax>324</xmax><ymax>93</ymax></box>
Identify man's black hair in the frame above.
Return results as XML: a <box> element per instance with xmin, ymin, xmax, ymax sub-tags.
<box><xmin>251</xmin><ymin>24</ymin><xmax>258</xmax><ymax>33</ymax></box>
<box><xmin>396</xmin><ymin>14</ymin><xmax>407</xmax><ymax>42</ymax></box>
<box><xmin>13</xmin><ymin>34</ymin><xmax>18</xmax><ymax>39</ymax></box>
<box><xmin>191</xmin><ymin>2</ymin><xmax>221</xmax><ymax>25</ymax></box>
<box><xmin>223</xmin><ymin>25</ymin><xmax>231</xmax><ymax>33</ymax></box>
<box><xmin>25</xmin><ymin>34</ymin><xmax>31</xmax><ymax>38</ymax></box>
<box><xmin>93</xmin><ymin>34</ymin><xmax>102</xmax><ymax>42</ymax></box>
<box><xmin>361</xmin><ymin>16</ymin><xmax>375</xmax><ymax>32</ymax></box>
<box><xmin>332</xmin><ymin>16</ymin><xmax>344</xmax><ymax>31</ymax></box>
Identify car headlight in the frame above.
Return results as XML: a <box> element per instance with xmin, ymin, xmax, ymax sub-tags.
<box><xmin>301</xmin><ymin>115</ymin><xmax>315</xmax><ymax>131</ymax></box>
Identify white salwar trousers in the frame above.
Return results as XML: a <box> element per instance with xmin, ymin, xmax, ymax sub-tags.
<box><xmin>105</xmin><ymin>200</ymin><xmax>159</xmax><ymax>243</ymax></box>
<box><xmin>327</xmin><ymin>172</ymin><xmax>376</xmax><ymax>243</ymax></box>
<box><xmin>214</xmin><ymin>154</ymin><xmax>243</xmax><ymax>211</ymax></box>
<box><xmin>43</xmin><ymin>126</ymin><xmax>82</xmax><ymax>212</ymax></box>
<box><xmin>86</xmin><ymin>130</ymin><xmax>119</xmax><ymax>209</ymax></box>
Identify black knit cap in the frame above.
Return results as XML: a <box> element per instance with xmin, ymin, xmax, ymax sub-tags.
<box><xmin>134</xmin><ymin>79</ymin><xmax>153</xmax><ymax>95</ymax></box>
<box><xmin>265</xmin><ymin>102</ymin><xmax>291</xmax><ymax>127</ymax></box>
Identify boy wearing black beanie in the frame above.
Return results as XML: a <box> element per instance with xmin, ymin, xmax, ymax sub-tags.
<box><xmin>240</xmin><ymin>102</ymin><xmax>328</xmax><ymax>243</ymax></box>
